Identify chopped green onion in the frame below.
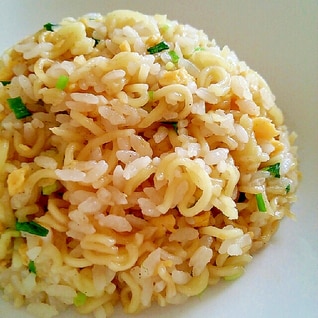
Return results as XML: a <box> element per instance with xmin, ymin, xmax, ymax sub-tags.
<box><xmin>28</xmin><ymin>260</ymin><xmax>36</xmax><ymax>274</ymax></box>
<box><xmin>16</xmin><ymin>221</ymin><xmax>49</xmax><ymax>237</ymax></box>
<box><xmin>43</xmin><ymin>23</ymin><xmax>58</xmax><ymax>32</ymax></box>
<box><xmin>147</xmin><ymin>41</ymin><xmax>169</xmax><ymax>54</ymax></box>
<box><xmin>168</xmin><ymin>50</ymin><xmax>179</xmax><ymax>63</ymax></box>
<box><xmin>42</xmin><ymin>182</ymin><xmax>60</xmax><ymax>195</ymax></box>
<box><xmin>93</xmin><ymin>38</ymin><xmax>100</xmax><ymax>47</ymax></box>
<box><xmin>7</xmin><ymin>97</ymin><xmax>31</xmax><ymax>119</ymax></box>
<box><xmin>73</xmin><ymin>292</ymin><xmax>87</xmax><ymax>307</ymax></box>
<box><xmin>160</xmin><ymin>24</ymin><xmax>170</xmax><ymax>33</ymax></box>
<box><xmin>263</xmin><ymin>162</ymin><xmax>280</xmax><ymax>178</ymax></box>
<box><xmin>285</xmin><ymin>184</ymin><xmax>291</xmax><ymax>194</ymax></box>
<box><xmin>161</xmin><ymin>121</ymin><xmax>178</xmax><ymax>134</ymax></box>
<box><xmin>255</xmin><ymin>193</ymin><xmax>266</xmax><ymax>212</ymax></box>
<box><xmin>148</xmin><ymin>90</ymin><xmax>154</xmax><ymax>101</ymax></box>
<box><xmin>1</xmin><ymin>80</ymin><xmax>11</xmax><ymax>86</ymax></box>
<box><xmin>55</xmin><ymin>75</ymin><xmax>69</xmax><ymax>90</ymax></box>
<box><xmin>194</xmin><ymin>47</ymin><xmax>205</xmax><ymax>51</ymax></box>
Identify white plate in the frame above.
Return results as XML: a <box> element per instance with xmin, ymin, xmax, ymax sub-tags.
<box><xmin>0</xmin><ymin>1</ymin><xmax>317</xmax><ymax>317</ymax></box>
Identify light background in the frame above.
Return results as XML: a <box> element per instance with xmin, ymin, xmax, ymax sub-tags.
<box><xmin>0</xmin><ymin>1</ymin><xmax>317</xmax><ymax>317</ymax></box>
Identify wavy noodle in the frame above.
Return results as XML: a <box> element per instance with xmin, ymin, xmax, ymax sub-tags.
<box><xmin>138</xmin><ymin>99</ymin><xmax>167</xmax><ymax>128</ymax></box>
<box><xmin>157</xmin><ymin>262</ymin><xmax>177</xmax><ymax>299</ymax></box>
<box><xmin>0</xmin><ymin>10</ymin><xmax>298</xmax><ymax>318</ymax></box>
<box><xmin>34</xmin><ymin>58</ymin><xmax>56</xmax><ymax>87</ymax></box>
<box><xmin>15</xmin><ymin>204</ymin><xmax>40</xmax><ymax>221</ymax></box>
<box><xmin>63</xmin><ymin>254</ymin><xmax>93</xmax><ymax>268</ymax></box>
<box><xmin>38</xmin><ymin>199</ymin><xmax>69</xmax><ymax>232</ymax></box>
<box><xmin>76</xmin><ymin>294</ymin><xmax>114</xmax><ymax>315</ymax></box>
<box><xmin>120</xmin><ymin>272</ymin><xmax>141</xmax><ymax>314</ymax></box>
<box><xmin>121</xmin><ymin>83</ymin><xmax>149</xmax><ymax>108</ymax></box>
<box><xmin>153</xmin><ymin>84</ymin><xmax>193</xmax><ymax>119</ymax></box>
<box><xmin>198</xmin><ymin>66</ymin><xmax>227</xmax><ymax>87</ymax></box>
<box><xmin>155</xmin><ymin>154</ymin><xmax>214</xmax><ymax>217</ymax></box>
<box><xmin>82</xmin><ymin>244</ymin><xmax>139</xmax><ymax>271</ymax></box>
<box><xmin>190</xmin><ymin>50</ymin><xmax>229</xmax><ymax>70</ymax></box>
<box><xmin>77</xmin><ymin>129</ymin><xmax>135</xmax><ymax>160</ymax></box>
<box><xmin>70</xmin><ymin>110</ymin><xmax>105</xmax><ymax>136</ymax></box>
<box><xmin>13</xmin><ymin>128</ymin><xmax>46</xmax><ymax>158</ymax></box>
<box><xmin>0</xmin><ymin>137</ymin><xmax>9</xmax><ymax>171</ymax></box>
<box><xmin>123</xmin><ymin>164</ymin><xmax>156</xmax><ymax>195</ymax></box>
<box><xmin>0</xmin><ymin>229</ymin><xmax>20</xmax><ymax>260</ymax></box>
<box><xmin>176</xmin><ymin>267</ymin><xmax>209</xmax><ymax>296</ymax></box>
<box><xmin>208</xmin><ymin>264</ymin><xmax>245</xmax><ymax>279</ymax></box>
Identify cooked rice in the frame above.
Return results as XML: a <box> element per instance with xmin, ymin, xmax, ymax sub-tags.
<box><xmin>0</xmin><ymin>10</ymin><xmax>299</xmax><ymax>318</ymax></box>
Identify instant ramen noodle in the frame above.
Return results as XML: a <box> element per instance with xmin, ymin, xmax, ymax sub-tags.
<box><xmin>0</xmin><ymin>10</ymin><xmax>298</xmax><ymax>318</ymax></box>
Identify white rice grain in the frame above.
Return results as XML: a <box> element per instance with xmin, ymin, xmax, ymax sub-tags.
<box><xmin>141</xmin><ymin>248</ymin><xmax>162</xmax><ymax>277</ymax></box>
<box><xmin>138</xmin><ymin>198</ymin><xmax>162</xmax><ymax>217</ymax></box>
<box><xmin>234</xmin><ymin>124</ymin><xmax>249</xmax><ymax>144</ymax></box>
<box><xmin>130</xmin><ymin>135</ymin><xmax>153</xmax><ymax>157</ymax></box>
<box><xmin>122</xmin><ymin>156</ymin><xmax>152</xmax><ymax>180</ymax></box>
<box><xmin>98</xmin><ymin>106</ymin><xmax>126</xmax><ymax>125</ymax></box>
<box><xmin>34</xmin><ymin>156</ymin><xmax>58</xmax><ymax>170</ymax></box>
<box><xmin>189</xmin><ymin>246</ymin><xmax>213</xmax><ymax>276</ymax></box>
<box><xmin>260</xmin><ymin>87</ymin><xmax>275</xmax><ymax>110</ymax></box>
<box><xmin>55</xmin><ymin>169</ymin><xmax>86</xmax><ymax>182</ymax></box>
<box><xmin>169</xmin><ymin>227</ymin><xmax>199</xmax><ymax>242</ymax></box>
<box><xmin>27</xmin><ymin>303</ymin><xmax>59</xmax><ymax>318</ymax></box>
<box><xmin>96</xmin><ymin>214</ymin><xmax>132</xmax><ymax>232</ymax></box>
<box><xmin>219</xmin><ymin>233</ymin><xmax>252</xmax><ymax>256</ymax></box>
<box><xmin>92</xmin><ymin>265</ymin><xmax>116</xmax><ymax>292</ymax></box>
<box><xmin>231</xmin><ymin>75</ymin><xmax>252</xmax><ymax>100</ymax></box>
<box><xmin>45</xmin><ymin>284</ymin><xmax>77</xmax><ymax>300</ymax></box>
<box><xmin>153</xmin><ymin>126</ymin><xmax>169</xmax><ymax>144</ymax></box>
<box><xmin>26</xmin><ymin>247</ymin><xmax>42</xmax><ymax>261</ymax></box>
<box><xmin>83</xmin><ymin>160</ymin><xmax>108</xmax><ymax>183</ymax></box>
<box><xmin>78</xmin><ymin>196</ymin><xmax>103</xmax><ymax>214</ymax></box>
<box><xmin>171</xmin><ymin>270</ymin><xmax>191</xmax><ymax>284</ymax></box>
<box><xmin>204</xmin><ymin>148</ymin><xmax>229</xmax><ymax>165</ymax></box>
<box><xmin>236</xmin><ymin>99</ymin><xmax>260</xmax><ymax>116</ymax></box>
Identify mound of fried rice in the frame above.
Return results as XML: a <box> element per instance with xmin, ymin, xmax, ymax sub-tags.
<box><xmin>0</xmin><ymin>10</ymin><xmax>298</xmax><ymax>318</ymax></box>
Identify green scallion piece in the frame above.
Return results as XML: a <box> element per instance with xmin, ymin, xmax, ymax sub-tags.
<box><xmin>1</xmin><ymin>80</ymin><xmax>11</xmax><ymax>86</ymax></box>
<box><xmin>16</xmin><ymin>221</ymin><xmax>49</xmax><ymax>237</ymax></box>
<box><xmin>55</xmin><ymin>75</ymin><xmax>69</xmax><ymax>90</ymax></box>
<box><xmin>255</xmin><ymin>193</ymin><xmax>266</xmax><ymax>212</ymax></box>
<box><xmin>147</xmin><ymin>41</ymin><xmax>169</xmax><ymax>54</ymax></box>
<box><xmin>160</xmin><ymin>24</ymin><xmax>170</xmax><ymax>33</ymax></box>
<box><xmin>263</xmin><ymin>162</ymin><xmax>280</xmax><ymax>178</ymax></box>
<box><xmin>42</xmin><ymin>182</ymin><xmax>59</xmax><ymax>195</ymax></box>
<box><xmin>28</xmin><ymin>260</ymin><xmax>36</xmax><ymax>274</ymax></box>
<box><xmin>285</xmin><ymin>184</ymin><xmax>291</xmax><ymax>194</ymax></box>
<box><xmin>194</xmin><ymin>47</ymin><xmax>205</xmax><ymax>52</ymax></box>
<box><xmin>161</xmin><ymin>121</ymin><xmax>178</xmax><ymax>134</ymax></box>
<box><xmin>73</xmin><ymin>292</ymin><xmax>87</xmax><ymax>307</ymax></box>
<box><xmin>93</xmin><ymin>38</ymin><xmax>100</xmax><ymax>47</ymax></box>
<box><xmin>7</xmin><ymin>97</ymin><xmax>31</xmax><ymax>119</ymax></box>
<box><xmin>168</xmin><ymin>50</ymin><xmax>180</xmax><ymax>63</ymax></box>
<box><xmin>43</xmin><ymin>23</ymin><xmax>58</xmax><ymax>32</ymax></box>
<box><xmin>148</xmin><ymin>90</ymin><xmax>154</xmax><ymax>101</ymax></box>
